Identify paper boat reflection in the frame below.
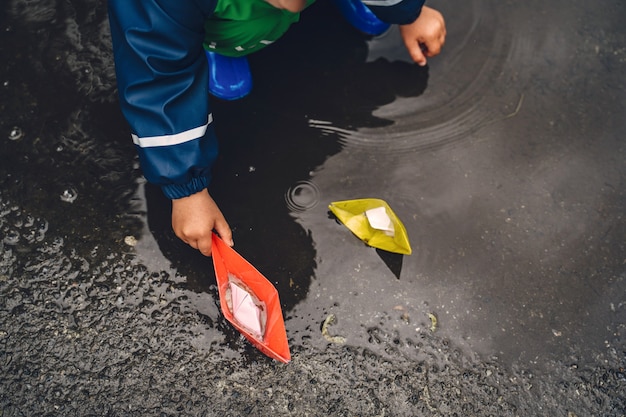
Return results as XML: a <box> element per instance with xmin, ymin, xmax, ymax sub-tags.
<box><xmin>329</xmin><ymin>198</ymin><xmax>412</xmax><ymax>255</ymax></box>
<box><xmin>211</xmin><ymin>234</ymin><xmax>291</xmax><ymax>363</ymax></box>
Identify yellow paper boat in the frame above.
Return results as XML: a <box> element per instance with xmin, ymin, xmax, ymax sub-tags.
<box><xmin>329</xmin><ymin>198</ymin><xmax>412</xmax><ymax>255</ymax></box>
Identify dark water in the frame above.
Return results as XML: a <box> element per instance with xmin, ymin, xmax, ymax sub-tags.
<box><xmin>1</xmin><ymin>0</ymin><xmax>625</xmax><ymax>415</ymax></box>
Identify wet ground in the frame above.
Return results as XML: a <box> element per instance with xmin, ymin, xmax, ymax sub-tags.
<box><xmin>1</xmin><ymin>0</ymin><xmax>625</xmax><ymax>415</ymax></box>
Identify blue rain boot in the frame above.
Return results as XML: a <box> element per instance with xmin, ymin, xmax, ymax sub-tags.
<box><xmin>205</xmin><ymin>50</ymin><xmax>252</xmax><ymax>101</ymax></box>
<box><xmin>333</xmin><ymin>0</ymin><xmax>391</xmax><ymax>36</ymax></box>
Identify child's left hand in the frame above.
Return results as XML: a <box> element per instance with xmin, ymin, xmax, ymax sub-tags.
<box><xmin>399</xmin><ymin>6</ymin><xmax>446</xmax><ymax>66</ymax></box>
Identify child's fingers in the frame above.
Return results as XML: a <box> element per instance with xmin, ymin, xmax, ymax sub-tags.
<box><xmin>404</xmin><ymin>38</ymin><xmax>428</xmax><ymax>66</ymax></box>
<box><xmin>214</xmin><ymin>218</ymin><xmax>234</xmax><ymax>247</ymax></box>
<box><xmin>425</xmin><ymin>39</ymin><xmax>442</xmax><ymax>57</ymax></box>
<box><xmin>197</xmin><ymin>237</ymin><xmax>213</xmax><ymax>257</ymax></box>
<box><xmin>400</xmin><ymin>29</ymin><xmax>430</xmax><ymax>65</ymax></box>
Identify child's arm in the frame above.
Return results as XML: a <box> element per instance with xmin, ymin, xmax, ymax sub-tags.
<box><xmin>108</xmin><ymin>0</ymin><xmax>232</xmax><ymax>256</ymax></box>
<box><xmin>399</xmin><ymin>6</ymin><xmax>446</xmax><ymax>66</ymax></box>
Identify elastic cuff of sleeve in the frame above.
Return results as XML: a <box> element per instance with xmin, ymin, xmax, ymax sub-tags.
<box><xmin>161</xmin><ymin>176</ymin><xmax>210</xmax><ymax>200</ymax></box>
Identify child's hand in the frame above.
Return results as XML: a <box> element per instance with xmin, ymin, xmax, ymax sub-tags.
<box><xmin>399</xmin><ymin>6</ymin><xmax>446</xmax><ymax>66</ymax></box>
<box><xmin>171</xmin><ymin>189</ymin><xmax>233</xmax><ymax>256</ymax></box>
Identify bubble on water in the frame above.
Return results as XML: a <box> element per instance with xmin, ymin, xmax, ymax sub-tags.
<box><xmin>50</xmin><ymin>236</ymin><xmax>64</xmax><ymax>250</ymax></box>
<box><xmin>36</xmin><ymin>219</ymin><xmax>49</xmax><ymax>242</ymax></box>
<box><xmin>285</xmin><ymin>180</ymin><xmax>320</xmax><ymax>213</ymax></box>
<box><xmin>8</xmin><ymin>127</ymin><xmax>24</xmax><ymax>141</ymax></box>
<box><xmin>36</xmin><ymin>218</ymin><xmax>49</xmax><ymax>233</ymax></box>
<box><xmin>24</xmin><ymin>215</ymin><xmax>35</xmax><ymax>228</ymax></box>
<box><xmin>22</xmin><ymin>229</ymin><xmax>37</xmax><ymax>244</ymax></box>
<box><xmin>60</xmin><ymin>187</ymin><xmax>78</xmax><ymax>203</ymax></box>
<box><xmin>3</xmin><ymin>229</ymin><xmax>20</xmax><ymax>245</ymax></box>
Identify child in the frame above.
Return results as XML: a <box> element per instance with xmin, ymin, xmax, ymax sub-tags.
<box><xmin>107</xmin><ymin>0</ymin><xmax>446</xmax><ymax>256</ymax></box>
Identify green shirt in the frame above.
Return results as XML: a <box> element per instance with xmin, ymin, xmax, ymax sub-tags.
<box><xmin>204</xmin><ymin>0</ymin><xmax>315</xmax><ymax>57</ymax></box>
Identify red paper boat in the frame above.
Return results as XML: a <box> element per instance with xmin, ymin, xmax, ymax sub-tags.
<box><xmin>211</xmin><ymin>234</ymin><xmax>291</xmax><ymax>363</ymax></box>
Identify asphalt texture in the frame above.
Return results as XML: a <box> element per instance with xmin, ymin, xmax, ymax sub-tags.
<box><xmin>1</xmin><ymin>0</ymin><xmax>625</xmax><ymax>416</ymax></box>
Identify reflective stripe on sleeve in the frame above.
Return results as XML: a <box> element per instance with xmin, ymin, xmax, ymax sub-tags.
<box><xmin>131</xmin><ymin>114</ymin><xmax>213</xmax><ymax>148</ymax></box>
<box><xmin>362</xmin><ymin>0</ymin><xmax>405</xmax><ymax>6</ymax></box>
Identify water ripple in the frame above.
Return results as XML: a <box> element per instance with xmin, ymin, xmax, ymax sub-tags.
<box><xmin>309</xmin><ymin>0</ymin><xmax>527</xmax><ymax>154</ymax></box>
<box><xmin>285</xmin><ymin>180</ymin><xmax>321</xmax><ymax>213</ymax></box>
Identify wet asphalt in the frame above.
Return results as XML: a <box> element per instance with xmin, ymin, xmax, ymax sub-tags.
<box><xmin>1</xmin><ymin>0</ymin><xmax>625</xmax><ymax>415</ymax></box>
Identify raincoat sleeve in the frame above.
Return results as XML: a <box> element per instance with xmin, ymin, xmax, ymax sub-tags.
<box><xmin>108</xmin><ymin>0</ymin><xmax>219</xmax><ymax>199</ymax></box>
<box><xmin>362</xmin><ymin>0</ymin><xmax>426</xmax><ymax>25</ymax></box>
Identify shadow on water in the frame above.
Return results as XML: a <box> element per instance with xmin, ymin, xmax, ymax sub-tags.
<box><xmin>143</xmin><ymin>1</ymin><xmax>430</xmax><ymax>310</ymax></box>
<box><xmin>375</xmin><ymin>249</ymin><xmax>404</xmax><ymax>279</ymax></box>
